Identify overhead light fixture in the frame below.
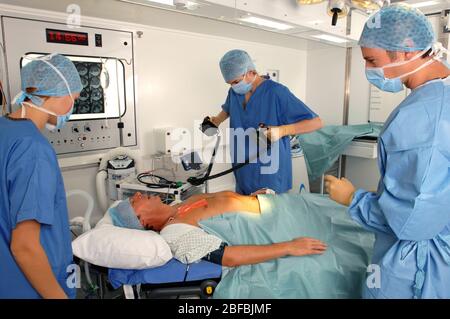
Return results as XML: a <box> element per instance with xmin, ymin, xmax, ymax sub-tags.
<box><xmin>146</xmin><ymin>0</ymin><xmax>174</xmax><ymax>5</ymax></box>
<box><xmin>144</xmin><ymin>0</ymin><xmax>199</xmax><ymax>9</ymax></box>
<box><xmin>239</xmin><ymin>16</ymin><xmax>295</xmax><ymax>31</ymax></box>
<box><xmin>298</xmin><ymin>0</ymin><xmax>389</xmax><ymax>26</ymax></box>
<box><xmin>351</xmin><ymin>0</ymin><xmax>385</xmax><ymax>11</ymax></box>
<box><xmin>410</xmin><ymin>0</ymin><xmax>441</xmax><ymax>8</ymax></box>
<box><xmin>312</xmin><ymin>34</ymin><xmax>349</xmax><ymax>43</ymax></box>
<box><xmin>328</xmin><ymin>0</ymin><xmax>349</xmax><ymax>26</ymax></box>
<box><xmin>297</xmin><ymin>0</ymin><xmax>325</xmax><ymax>4</ymax></box>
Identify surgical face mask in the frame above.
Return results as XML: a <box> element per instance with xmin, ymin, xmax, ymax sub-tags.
<box><xmin>365</xmin><ymin>47</ymin><xmax>437</xmax><ymax>93</ymax></box>
<box><xmin>45</xmin><ymin>99</ymin><xmax>75</xmax><ymax>131</ymax></box>
<box><xmin>21</xmin><ymin>100</ymin><xmax>74</xmax><ymax>131</ymax></box>
<box><xmin>18</xmin><ymin>54</ymin><xmax>75</xmax><ymax>130</ymax></box>
<box><xmin>365</xmin><ymin>68</ymin><xmax>404</xmax><ymax>93</ymax></box>
<box><xmin>232</xmin><ymin>72</ymin><xmax>256</xmax><ymax>95</ymax></box>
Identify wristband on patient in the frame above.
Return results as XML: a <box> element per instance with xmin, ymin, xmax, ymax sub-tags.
<box><xmin>202</xmin><ymin>242</ymin><xmax>228</xmax><ymax>265</ymax></box>
<box><xmin>177</xmin><ymin>199</ymin><xmax>209</xmax><ymax>218</ymax></box>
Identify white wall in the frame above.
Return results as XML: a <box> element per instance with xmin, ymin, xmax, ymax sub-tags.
<box><xmin>345</xmin><ymin>46</ymin><xmax>380</xmax><ymax>191</ymax></box>
<box><xmin>305</xmin><ymin>46</ymin><xmax>346</xmax><ymax>126</ymax></box>
<box><xmin>305</xmin><ymin>44</ymin><xmax>382</xmax><ymax>191</ymax></box>
<box><xmin>0</xmin><ymin>0</ymin><xmax>310</xmax><ymax>51</ymax></box>
<box><xmin>0</xmin><ymin>1</ymin><xmax>350</xmax><ymax>224</ymax></box>
<box><xmin>303</xmin><ymin>45</ymin><xmax>383</xmax><ymax>192</ymax></box>
<box><xmin>348</xmin><ymin>47</ymin><xmax>370</xmax><ymax>125</ymax></box>
<box><xmin>52</xmin><ymin>14</ymin><xmax>309</xmax><ymax>222</ymax></box>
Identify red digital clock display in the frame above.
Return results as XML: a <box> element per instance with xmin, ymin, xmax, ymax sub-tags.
<box><xmin>46</xmin><ymin>29</ymin><xmax>89</xmax><ymax>46</ymax></box>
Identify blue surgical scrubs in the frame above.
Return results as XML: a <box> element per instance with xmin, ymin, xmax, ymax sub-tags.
<box><xmin>0</xmin><ymin>116</ymin><xmax>75</xmax><ymax>299</ymax></box>
<box><xmin>222</xmin><ymin>79</ymin><xmax>317</xmax><ymax>195</ymax></box>
<box><xmin>349</xmin><ymin>77</ymin><xmax>450</xmax><ymax>299</ymax></box>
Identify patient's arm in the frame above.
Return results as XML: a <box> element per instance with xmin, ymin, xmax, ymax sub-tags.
<box><xmin>222</xmin><ymin>237</ymin><xmax>327</xmax><ymax>267</ymax></box>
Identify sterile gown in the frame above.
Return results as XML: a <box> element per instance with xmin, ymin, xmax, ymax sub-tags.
<box><xmin>222</xmin><ymin>79</ymin><xmax>317</xmax><ymax>195</ymax></box>
<box><xmin>349</xmin><ymin>77</ymin><xmax>450</xmax><ymax>298</ymax></box>
<box><xmin>0</xmin><ymin>116</ymin><xmax>75</xmax><ymax>298</ymax></box>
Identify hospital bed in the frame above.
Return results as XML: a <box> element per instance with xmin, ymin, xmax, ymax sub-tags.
<box><xmin>71</xmin><ymin>191</ymin><xmax>374</xmax><ymax>299</ymax></box>
<box><xmin>108</xmin><ymin>259</ymin><xmax>221</xmax><ymax>299</ymax></box>
<box><xmin>74</xmin><ymin>257</ymin><xmax>221</xmax><ymax>299</ymax></box>
<box><xmin>70</xmin><ymin>191</ymin><xmax>222</xmax><ymax>299</ymax></box>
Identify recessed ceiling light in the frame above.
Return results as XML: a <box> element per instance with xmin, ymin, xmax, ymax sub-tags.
<box><xmin>145</xmin><ymin>0</ymin><xmax>199</xmax><ymax>8</ymax></box>
<box><xmin>312</xmin><ymin>34</ymin><xmax>349</xmax><ymax>43</ymax></box>
<box><xmin>239</xmin><ymin>16</ymin><xmax>294</xmax><ymax>31</ymax></box>
<box><xmin>146</xmin><ymin>0</ymin><xmax>173</xmax><ymax>5</ymax></box>
<box><xmin>410</xmin><ymin>1</ymin><xmax>441</xmax><ymax>8</ymax></box>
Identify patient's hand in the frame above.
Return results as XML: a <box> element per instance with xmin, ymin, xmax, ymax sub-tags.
<box><xmin>287</xmin><ymin>237</ymin><xmax>327</xmax><ymax>256</ymax></box>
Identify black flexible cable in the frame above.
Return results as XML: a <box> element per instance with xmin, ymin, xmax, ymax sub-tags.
<box><xmin>137</xmin><ymin>172</ymin><xmax>178</xmax><ymax>189</ymax></box>
<box><xmin>188</xmin><ymin>127</ymin><xmax>271</xmax><ymax>186</ymax></box>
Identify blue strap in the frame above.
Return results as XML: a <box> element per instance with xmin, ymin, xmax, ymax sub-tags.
<box><xmin>435</xmin><ymin>234</ymin><xmax>450</xmax><ymax>265</ymax></box>
<box><xmin>400</xmin><ymin>241</ymin><xmax>415</xmax><ymax>260</ymax></box>
<box><xmin>412</xmin><ymin>240</ymin><xmax>428</xmax><ymax>299</ymax></box>
<box><xmin>400</xmin><ymin>235</ymin><xmax>450</xmax><ymax>299</ymax></box>
<box><xmin>14</xmin><ymin>91</ymin><xmax>32</xmax><ymax>104</ymax></box>
<box><xmin>13</xmin><ymin>91</ymin><xmax>44</xmax><ymax>106</ymax></box>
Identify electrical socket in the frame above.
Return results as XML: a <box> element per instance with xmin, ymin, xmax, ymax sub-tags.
<box><xmin>265</xmin><ymin>69</ymin><xmax>280</xmax><ymax>82</ymax></box>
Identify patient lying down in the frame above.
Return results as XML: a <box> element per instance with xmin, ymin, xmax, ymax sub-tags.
<box><xmin>109</xmin><ymin>191</ymin><xmax>327</xmax><ymax>267</ymax></box>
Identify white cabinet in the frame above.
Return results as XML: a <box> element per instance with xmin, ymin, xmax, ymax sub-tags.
<box><xmin>290</xmin><ymin>154</ymin><xmax>310</xmax><ymax>193</ymax></box>
<box><xmin>343</xmin><ymin>140</ymin><xmax>378</xmax><ymax>159</ymax></box>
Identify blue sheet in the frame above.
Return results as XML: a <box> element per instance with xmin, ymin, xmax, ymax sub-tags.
<box><xmin>297</xmin><ymin>124</ymin><xmax>383</xmax><ymax>181</ymax></box>
<box><xmin>108</xmin><ymin>259</ymin><xmax>222</xmax><ymax>289</ymax></box>
<box><xmin>200</xmin><ymin>193</ymin><xmax>375</xmax><ymax>299</ymax></box>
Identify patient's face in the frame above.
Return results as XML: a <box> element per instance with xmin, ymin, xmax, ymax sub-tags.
<box><xmin>130</xmin><ymin>192</ymin><xmax>167</xmax><ymax>231</ymax></box>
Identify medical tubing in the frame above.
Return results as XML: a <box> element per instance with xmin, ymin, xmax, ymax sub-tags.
<box><xmin>204</xmin><ymin>135</ymin><xmax>222</xmax><ymax>178</ymax></box>
<box><xmin>188</xmin><ymin>130</ymin><xmax>269</xmax><ymax>185</ymax></box>
<box><xmin>189</xmin><ymin>160</ymin><xmax>249</xmax><ymax>186</ymax></box>
<box><xmin>96</xmin><ymin>171</ymin><xmax>109</xmax><ymax>213</ymax></box>
<box><xmin>66</xmin><ymin>190</ymin><xmax>95</xmax><ymax>287</ymax></box>
<box><xmin>66</xmin><ymin>190</ymin><xmax>94</xmax><ymax>232</ymax></box>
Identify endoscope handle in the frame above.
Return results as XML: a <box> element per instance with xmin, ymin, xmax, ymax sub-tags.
<box><xmin>187</xmin><ymin>176</ymin><xmax>205</xmax><ymax>186</ymax></box>
<box><xmin>200</xmin><ymin>116</ymin><xmax>219</xmax><ymax>137</ymax></box>
<box><xmin>257</xmin><ymin>123</ymin><xmax>272</xmax><ymax>149</ymax></box>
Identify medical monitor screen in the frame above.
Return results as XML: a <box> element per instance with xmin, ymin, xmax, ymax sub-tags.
<box><xmin>73</xmin><ymin>61</ymin><xmax>105</xmax><ymax>114</ymax></box>
<box><xmin>22</xmin><ymin>54</ymin><xmax>126</xmax><ymax>121</ymax></box>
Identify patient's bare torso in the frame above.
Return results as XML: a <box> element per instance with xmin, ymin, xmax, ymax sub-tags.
<box><xmin>168</xmin><ymin>192</ymin><xmax>261</xmax><ymax>227</ymax></box>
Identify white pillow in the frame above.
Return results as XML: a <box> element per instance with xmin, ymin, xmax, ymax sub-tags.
<box><xmin>72</xmin><ymin>206</ymin><xmax>173</xmax><ymax>270</ymax></box>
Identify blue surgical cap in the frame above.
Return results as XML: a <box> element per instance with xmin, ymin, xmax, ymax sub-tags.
<box><xmin>359</xmin><ymin>4</ymin><xmax>435</xmax><ymax>52</ymax></box>
<box><xmin>109</xmin><ymin>199</ymin><xmax>145</xmax><ymax>230</ymax></box>
<box><xmin>15</xmin><ymin>53</ymin><xmax>83</xmax><ymax>106</ymax></box>
<box><xmin>219</xmin><ymin>49</ymin><xmax>256</xmax><ymax>82</ymax></box>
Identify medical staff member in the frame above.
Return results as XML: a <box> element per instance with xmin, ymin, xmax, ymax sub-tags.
<box><xmin>325</xmin><ymin>4</ymin><xmax>450</xmax><ymax>299</ymax></box>
<box><xmin>208</xmin><ymin>50</ymin><xmax>323</xmax><ymax>195</ymax></box>
<box><xmin>0</xmin><ymin>54</ymin><xmax>82</xmax><ymax>298</ymax></box>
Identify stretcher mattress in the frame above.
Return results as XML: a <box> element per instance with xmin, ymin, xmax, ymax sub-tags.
<box><xmin>108</xmin><ymin>259</ymin><xmax>222</xmax><ymax>289</ymax></box>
